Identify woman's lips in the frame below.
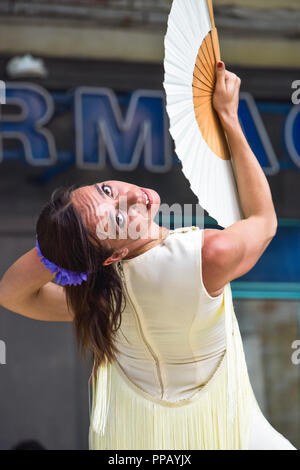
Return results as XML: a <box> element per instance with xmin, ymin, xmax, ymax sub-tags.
<box><xmin>141</xmin><ymin>188</ymin><xmax>153</xmax><ymax>210</ymax></box>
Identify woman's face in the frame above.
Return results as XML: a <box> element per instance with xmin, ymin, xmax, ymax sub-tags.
<box><xmin>71</xmin><ymin>180</ymin><xmax>161</xmax><ymax>263</ymax></box>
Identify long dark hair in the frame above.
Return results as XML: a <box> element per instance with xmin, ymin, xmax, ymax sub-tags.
<box><xmin>36</xmin><ymin>185</ymin><xmax>125</xmax><ymax>370</ymax></box>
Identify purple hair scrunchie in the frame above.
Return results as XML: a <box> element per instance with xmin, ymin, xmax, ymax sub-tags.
<box><xmin>35</xmin><ymin>236</ymin><xmax>91</xmax><ymax>286</ymax></box>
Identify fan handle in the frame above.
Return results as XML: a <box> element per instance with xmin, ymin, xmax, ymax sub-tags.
<box><xmin>207</xmin><ymin>0</ymin><xmax>221</xmax><ymax>63</ymax></box>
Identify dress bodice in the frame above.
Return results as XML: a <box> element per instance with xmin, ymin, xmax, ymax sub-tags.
<box><xmin>114</xmin><ymin>226</ymin><xmax>226</xmax><ymax>402</ymax></box>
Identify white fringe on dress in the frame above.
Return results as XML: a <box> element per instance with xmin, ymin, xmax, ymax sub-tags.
<box><xmin>88</xmin><ymin>283</ymin><xmax>258</xmax><ymax>450</ymax></box>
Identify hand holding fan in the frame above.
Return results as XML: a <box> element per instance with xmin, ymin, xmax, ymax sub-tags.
<box><xmin>163</xmin><ymin>0</ymin><xmax>243</xmax><ymax>228</ymax></box>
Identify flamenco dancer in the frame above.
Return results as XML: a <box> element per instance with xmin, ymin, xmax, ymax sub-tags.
<box><xmin>0</xmin><ymin>63</ymin><xmax>296</xmax><ymax>450</ymax></box>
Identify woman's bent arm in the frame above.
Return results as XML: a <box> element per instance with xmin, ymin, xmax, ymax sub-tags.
<box><xmin>202</xmin><ymin>62</ymin><xmax>278</xmax><ymax>296</ymax></box>
<box><xmin>0</xmin><ymin>247</ymin><xmax>73</xmax><ymax>322</ymax></box>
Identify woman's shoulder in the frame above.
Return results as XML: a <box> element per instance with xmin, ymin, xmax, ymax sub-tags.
<box><xmin>122</xmin><ymin>226</ymin><xmax>202</xmax><ymax>269</ymax></box>
<box><xmin>165</xmin><ymin>225</ymin><xmax>203</xmax><ymax>247</ymax></box>
<box><xmin>168</xmin><ymin>225</ymin><xmax>202</xmax><ymax>237</ymax></box>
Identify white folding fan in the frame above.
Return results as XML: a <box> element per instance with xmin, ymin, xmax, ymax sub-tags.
<box><xmin>163</xmin><ymin>0</ymin><xmax>243</xmax><ymax>228</ymax></box>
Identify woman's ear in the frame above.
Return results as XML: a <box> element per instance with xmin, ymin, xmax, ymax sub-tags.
<box><xmin>102</xmin><ymin>247</ymin><xmax>129</xmax><ymax>266</ymax></box>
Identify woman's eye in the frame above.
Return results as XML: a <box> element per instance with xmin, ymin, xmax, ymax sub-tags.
<box><xmin>102</xmin><ymin>184</ymin><xmax>112</xmax><ymax>197</ymax></box>
<box><xmin>116</xmin><ymin>212</ymin><xmax>125</xmax><ymax>228</ymax></box>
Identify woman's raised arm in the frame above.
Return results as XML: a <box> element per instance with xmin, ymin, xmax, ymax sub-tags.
<box><xmin>202</xmin><ymin>62</ymin><xmax>278</xmax><ymax>297</ymax></box>
<box><xmin>0</xmin><ymin>247</ymin><xmax>73</xmax><ymax>322</ymax></box>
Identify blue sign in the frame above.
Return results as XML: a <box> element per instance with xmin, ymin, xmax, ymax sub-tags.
<box><xmin>0</xmin><ymin>83</ymin><xmax>300</xmax><ymax>175</ymax></box>
<box><xmin>0</xmin><ymin>83</ymin><xmax>56</xmax><ymax>165</ymax></box>
<box><xmin>75</xmin><ymin>88</ymin><xmax>172</xmax><ymax>172</ymax></box>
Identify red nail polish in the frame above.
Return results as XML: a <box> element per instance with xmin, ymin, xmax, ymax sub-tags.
<box><xmin>217</xmin><ymin>61</ymin><xmax>223</xmax><ymax>68</ymax></box>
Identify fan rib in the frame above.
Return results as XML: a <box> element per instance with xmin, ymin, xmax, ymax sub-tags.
<box><xmin>196</xmin><ymin>55</ymin><xmax>213</xmax><ymax>84</ymax></box>
<box><xmin>201</xmin><ymin>40</ymin><xmax>214</xmax><ymax>81</ymax></box>
<box><xmin>206</xmin><ymin>0</ymin><xmax>215</xmax><ymax>28</ymax></box>
<box><xmin>203</xmin><ymin>36</ymin><xmax>215</xmax><ymax>72</ymax></box>
<box><xmin>192</xmin><ymin>76</ymin><xmax>213</xmax><ymax>92</ymax></box>
<box><xmin>193</xmin><ymin>61</ymin><xmax>212</xmax><ymax>89</ymax></box>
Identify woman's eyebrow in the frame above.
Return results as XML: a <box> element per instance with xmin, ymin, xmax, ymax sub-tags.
<box><xmin>94</xmin><ymin>184</ymin><xmax>104</xmax><ymax>198</ymax></box>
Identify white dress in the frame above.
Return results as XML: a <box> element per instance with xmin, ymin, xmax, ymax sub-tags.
<box><xmin>89</xmin><ymin>226</ymin><xmax>296</xmax><ymax>450</ymax></box>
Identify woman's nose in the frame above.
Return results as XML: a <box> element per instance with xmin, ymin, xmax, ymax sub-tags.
<box><xmin>121</xmin><ymin>188</ymin><xmax>143</xmax><ymax>208</ymax></box>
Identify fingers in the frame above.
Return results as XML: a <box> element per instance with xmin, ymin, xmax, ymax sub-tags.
<box><xmin>224</xmin><ymin>69</ymin><xmax>242</xmax><ymax>93</ymax></box>
<box><xmin>215</xmin><ymin>61</ymin><xmax>226</xmax><ymax>91</ymax></box>
<box><xmin>233</xmin><ymin>75</ymin><xmax>242</xmax><ymax>96</ymax></box>
<box><xmin>213</xmin><ymin>61</ymin><xmax>241</xmax><ymax>116</ymax></box>
<box><xmin>215</xmin><ymin>61</ymin><xmax>241</xmax><ymax>88</ymax></box>
<box><xmin>225</xmin><ymin>70</ymin><xmax>241</xmax><ymax>83</ymax></box>
<box><xmin>224</xmin><ymin>70</ymin><xmax>231</xmax><ymax>81</ymax></box>
<box><xmin>227</xmin><ymin>73</ymin><xmax>240</xmax><ymax>83</ymax></box>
